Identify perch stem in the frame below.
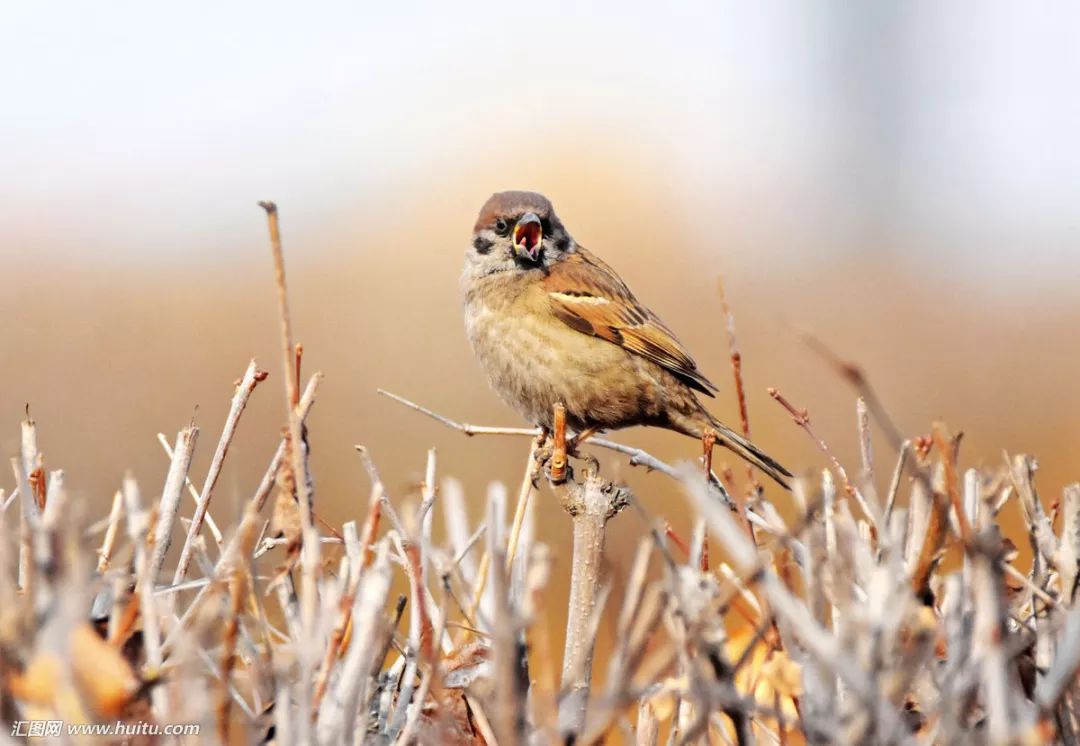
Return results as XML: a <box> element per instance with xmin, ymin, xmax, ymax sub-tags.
<box><xmin>557</xmin><ymin>470</ymin><xmax>629</xmax><ymax>738</ymax></box>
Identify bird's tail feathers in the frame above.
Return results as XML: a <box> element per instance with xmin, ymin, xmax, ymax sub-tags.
<box><xmin>704</xmin><ymin>417</ymin><xmax>792</xmax><ymax>491</ymax></box>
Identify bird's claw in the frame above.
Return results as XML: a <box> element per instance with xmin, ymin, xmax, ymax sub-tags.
<box><xmin>534</xmin><ymin>432</ymin><xmax>603</xmax><ymax>485</ymax></box>
<box><xmin>543</xmin><ymin>457</ymin><xmax>573</xmax><ymax>485</ymax></box>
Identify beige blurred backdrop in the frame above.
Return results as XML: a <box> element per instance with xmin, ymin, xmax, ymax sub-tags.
<box><xmin>2</xmin><ymin>2</ymin><xmax>1079</xmax><ymax>652</ymax></box>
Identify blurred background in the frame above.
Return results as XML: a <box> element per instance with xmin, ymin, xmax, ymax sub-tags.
<box><xmin>2</xmin><ymin>0</ymin><xmax>1079</xmax><ymax>657</ymax></box>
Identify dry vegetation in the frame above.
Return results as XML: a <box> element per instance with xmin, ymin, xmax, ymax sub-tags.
<box><xmin>2</xmin><ymin>204</ymin><xmax>1079</xmax><ymax>746</ymax></box>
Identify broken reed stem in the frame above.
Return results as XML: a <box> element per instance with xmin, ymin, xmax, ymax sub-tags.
<box><xmin>910</xmin><ymin>437</ymin><xmax>968</xmax><ymax>601</ymax></box>
<box><xmin>156</xmin><ymin>434</ymin><xmax>224</xmax><ymax>547</ymax></box>
<box><xmin>258</xmin><ymin>201</ymin><xmax>321</xmax><ymax>743</ymax></box>
<box><xmin>160</xmin><ymin>374</ymin><xmax>322</xmax><ymax>656</ymax></box>
<box><xmin>467</xmin><ymin>552</ymin><xmax>491</xmax><ymax>630</ymax></box>
<box><xmin>315</xmin><ymin>542</ymin><xmax>393</xmax><ymax>744</ymax></box>
<box><xmin>637</xmin><ymin>700</ymin><xmax>659</xmax><ymax>746</ymax></box>
<box><xmin>505</xmin><ymin>436</ymin><xmax>543</xmax><ymax>574</ymax></box>
<box><xmin>123</xmin><ymin>474</ymin><xmax>168</xmax><ymax>714</ymax></box>
<box><xmin>95</xmin><ymin>489</ymin><xmax>124</xmax><ymax>573</ymax></box>
<box><xmin>883</xmin><ymin>440</ymin><xmax>911</xmax><ymax>527</ymax></box>
<box><xmin>972</xmin><ymin>533</ymin><xmax>1011</xmax><ymax>743</ymax></box>
<box><xmin>174</xmin><ymin>360</ymin><xmax>266</xmax><ymax>585</ymax></box>
<box><xmin>935</xmin><ymin>423</ymin><xmax>972</xmax><ymax>548</ymax></box>
<box><xmin>258</xmin><ymin>201</ymin><xmax>315</xmax><ymax>539</ymax></box>
<box><xmin>487</xmin><ymin>496</ymin><xmax>524</xmax><ymax>746</ymax></box>
<box><xmin>148</xmin><ymin>425</ymin><xmax>198</xmax><ymax>582</ymax></box>
<box><xmin>14</xmin><ymin>412</ymin><xmax>41</xmax><ymax>595</ymax></box>
<box><xmin>11</xmin><ymin>461</ymin><xmax>33</xmax><ymax>595</ymax></box>
<box><xmin>217</xmin><ymin>565</ymin><xmax>246</xmax><ymax>741</ymax></box>
<box><xmin>256</xmin><ymin>374</ymin><xmax>322</xmax><ymax>516</ymax></box>
<box><xmin>311</xmin><ymin>521</ymin><xmax>362</xmax><ymax>713</ymax></box>
<box><xmin>911</xmin><ymin>485</ymin><xmax>948</xmax><ymax>602</ymax></box>
<box><xmin>856</xmin><ymin>397</ymin><xmax>874</xmax><ymax>485</ymax></box>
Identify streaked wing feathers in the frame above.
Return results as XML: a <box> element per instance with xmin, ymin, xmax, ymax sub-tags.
<box><xmin>544</xmin><ymin>249</ymin><xmax>719</xmax><ymax>396</ymax></box>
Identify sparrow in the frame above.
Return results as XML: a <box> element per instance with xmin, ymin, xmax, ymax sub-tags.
<box><xmin>461</xmin><ymin>191</ymin><xmax>791</xmax><ymax>489</ymax></box>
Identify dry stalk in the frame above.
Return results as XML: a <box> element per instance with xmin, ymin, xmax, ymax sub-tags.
<box><xmin>856</xmin><ymin>397</ymin><xmax>874</xmax><ymax>486</ymax></box>
<box><xmin>160</xmin><ymin>401</ymin><xmax>319</xmax><ymax>657</ymax></box>
<box><xmin>217</xmin><ymin>564</ymin><xmax>247</xmax><ymax>741</ymax></box>
<box><xmin>95</xmin><ymin>490</ymin><xmax>124</xmax><ymax>574</ymax></box>
<box><xmin>801</xmin><ymin>331</ymin><xmax>906</xmax><ymax>451</ymax></box>
<box><xmin>315</xmin><ymin>541</ymin><xmax>393</xmax><ymax>745</ymax></box>
<box><xmin>174</xmin><ymin>359</ymin><xmax>267</xmax><ymax>584</ymax></box>
<box><xmin>556</xmin><ymin>467</ymin><xmax>630</xmax><ymax>738</ymax></box>
<box><xmin>6</xmin><ymin>203</ymin><xmax>1080</xmax><ymax>746</ymax></box>
<box><xmin>3</xmin><ymin>380</ymin><xmax>1079</xmax><ymax>745</ymax></box>
<box><xmin>485</xmin><ymin>491</ymin><xmax>526</xmax><ymax>746</ymax></box>
<box><xmin>717</xmin><ymin>274</ymin><xmax>762</xmax><ymax>495</ymax></box>
<box><xmin>257</xmin><ymin>201</ymin><xmax>316</xmax><ymax>530</ymax></box>
<box><xmin>505</xmin><ymin>436</ymin><xmax>543</xmax><ymax>574</ymax></box>
<box><xmin>148</xmin><ymin>425</ymin><xmax>198</xmax><ymax>582</ymax></box>
<box><xmin>378</xmin><ymin>388</ymin><xmax>731</xmax><ymax>504</ymax></box>
<box><xmin>122</xmin><ymin>474</ymin><xmax>169</xmax><ymax>715</ymax></box>
<box><xmin>156</xmin><ymin>433</ymin><xmax>224</xmax><ymax>547</ymax></box>
<box><xmin>259</xmin><ymin>201</ymin><xmax>322</xmax><ymax>743</ymax></box>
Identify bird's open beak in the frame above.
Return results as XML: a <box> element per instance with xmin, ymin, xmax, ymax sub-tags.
<box><xmin>513</xmin><ymin>213</ymin><xmax>543</xmax><ymax>262</ymax></box>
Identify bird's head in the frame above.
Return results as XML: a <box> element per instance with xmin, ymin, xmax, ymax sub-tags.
<box><xmin>467</xmin><ymin>191</ymin><xmax>574</xmax><ymax>276</ymax></box>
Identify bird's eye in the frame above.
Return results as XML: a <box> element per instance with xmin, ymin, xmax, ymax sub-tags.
<box><xmin>493</xmin><ymin>218</ymin><xmax>510</xmax><ymax>237</ymax></box>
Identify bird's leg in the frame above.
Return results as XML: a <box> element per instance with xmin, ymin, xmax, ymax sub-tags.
<box><xmin>566</xmin><ymin>426</ymin><xmax>599</xmax><ymax>455</ymax></box>
<box><xmin>581</xmin><ymin>452</ymin><xmax>601</xmax><ymax>475</ymax></box>
<box><xmin>531</xmin><ymin>425</ymin><xmax>553</xmax><ymax>479</ymax></box>
<box><xmin>535</xmin><ymin>425</ymin><xmax>551</xmax><ymax>451</ymax></box>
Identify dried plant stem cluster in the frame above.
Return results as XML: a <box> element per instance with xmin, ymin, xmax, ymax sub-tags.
<box><xmin>1</xmin><ymin>206</ymin><xmax>1078</xmax><ymax>746</ymax></box>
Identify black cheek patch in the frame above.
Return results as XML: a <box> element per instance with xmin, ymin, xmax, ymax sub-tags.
<box><xmin>473</xmin><ymin>236</ymin><xmax>494</xmax><ymax>254</ymax></box>
<box><xmin>555</xmin><ymin>235</ymin><xmax>570</xmax><ymax>253</ymax></box>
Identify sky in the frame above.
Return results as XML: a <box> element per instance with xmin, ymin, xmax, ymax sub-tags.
<box><xmin>2</xmin><ymin>1</ymin><xmax>1077</xmax><ymax>280</ymax></box>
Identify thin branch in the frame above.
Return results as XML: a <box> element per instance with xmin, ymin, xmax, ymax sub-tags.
<box><xmin>157</xmin><ymin>433</ymin><xmax>224</xmax><ymax>547</ymax></box>
<box><xmin>505</xmin><ymin>437</ymin><xmax>543</xmax><ymax>574</ymax></box>
<box><xmin>801</xmin><ymin>331</ymin><xmax>905</xmax><ymax>450</ymax></box>
<box><xmin>149</xmin><ymin>425</ymin><xmax>199</xmax><ymax>581</ymax></box>
<box><xmin>717</xmin><ymin>275</ymin><xmax>762</xmax><ymax>494</ymax></box>
<box><xmin>258</xmin><ymin>202</ymin><xmax>320</xmax><ymax>745</ymax></box>
<box><xmin>379</xmin><ymin>388</ymin><xmax>731</xmax><ymax>503</ymax></box>
<box><xmin>95</xmin><ymin>490</ymin><xmax>124</xmax><ymax>574</ymax></box>
<box><xmin>378</xmin><ymin>388</ymin><xmax>539</xmax><ymax>436</ymax></box>
<box><xmin>174</xmin><ymin>360</ymin><xmax>267</xmax><ymax>585</ymax></box>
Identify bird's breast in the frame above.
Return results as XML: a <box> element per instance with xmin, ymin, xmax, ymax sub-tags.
<box><xmin>463</xmin><ymin>290</ymin><xmax>657</xmax><ymax>430</ymax></box>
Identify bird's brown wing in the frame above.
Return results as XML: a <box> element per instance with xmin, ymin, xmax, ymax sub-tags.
<box><xmin>543</xmin><ymin>248</ymin><xmax>719</xmax><ymax>396</ymax></box>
